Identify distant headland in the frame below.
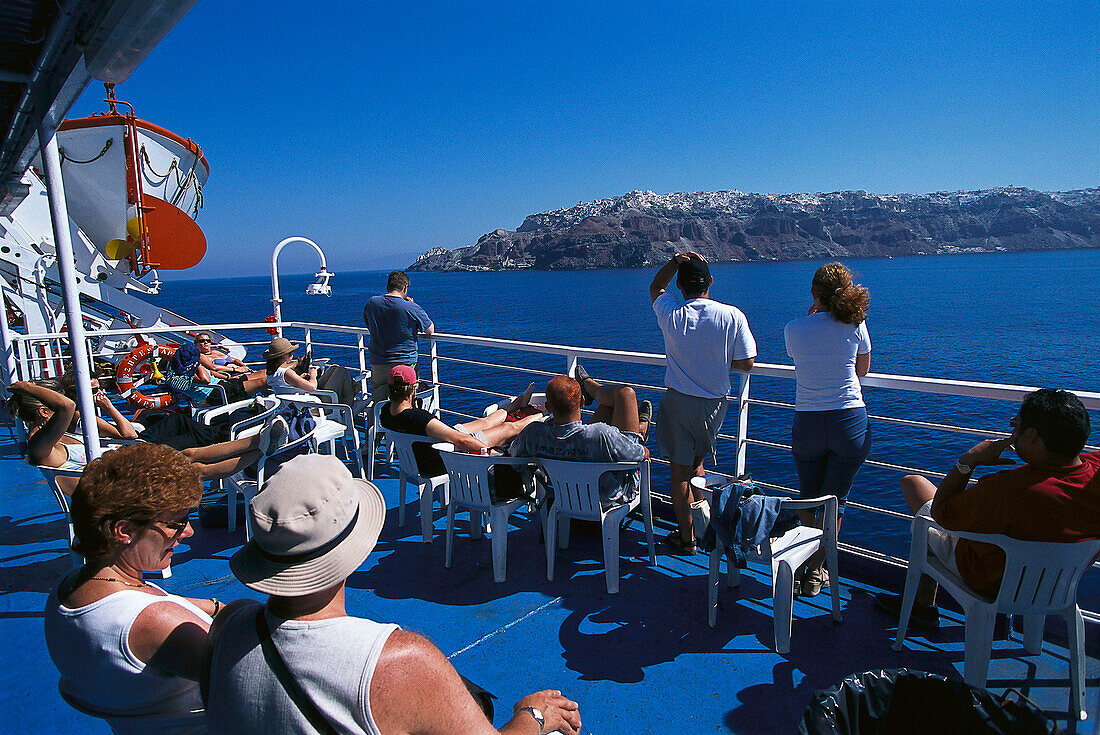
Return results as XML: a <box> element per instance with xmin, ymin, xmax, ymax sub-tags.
<box><xmin>407</xmin><ymin>187</ymin><xmax>1099</xmax><ymax>272</ymax></box>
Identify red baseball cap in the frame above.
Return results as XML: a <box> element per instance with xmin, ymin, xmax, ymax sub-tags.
<box><xmin>388</xmin><ymin>364</ymin><xmax>418</xmax><ymax>385</ymax></box>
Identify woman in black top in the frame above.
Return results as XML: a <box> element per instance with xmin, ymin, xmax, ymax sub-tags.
<box><xmin>381</xmin><ymin>365</ymin><xmax>544</xmax><ymax>454</ymax></box>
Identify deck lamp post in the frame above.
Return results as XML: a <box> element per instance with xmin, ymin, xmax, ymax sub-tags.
<box><xmin>270</xmin><ymin>236</ymin><xmax>334</xmax><ymax>337</ymax></box>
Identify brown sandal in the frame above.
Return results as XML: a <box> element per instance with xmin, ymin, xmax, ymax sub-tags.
<box><xmin>665</xmin><ymin>530</ymin><xmax>697</xmax><ymax>556</ymax></box>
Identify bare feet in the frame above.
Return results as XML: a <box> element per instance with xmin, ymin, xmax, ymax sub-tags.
<box><xmin>505</xmin><ymin>382</ymin><xmax>536</xmax><ymax>411</ymax></box>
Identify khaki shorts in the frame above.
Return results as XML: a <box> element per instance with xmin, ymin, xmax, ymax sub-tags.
<box><xmin>916</xmin><ymin>500</ymin><xmax>960</xmax><ymax>574</ymax></box>
<box><xmin>655</xmin><ymin>389</ymin><xmax>728</xmax><ymax>466</ymax></box>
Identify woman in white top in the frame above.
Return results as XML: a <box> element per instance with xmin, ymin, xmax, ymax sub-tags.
<box><xmin>784</xmin><ymin>262</ymin><xmax>872</xmax><ymax>596</ymax></box>
<box><xmin>44</xmin><ymin>443</ymin><xmax>227</xmax><ymax>734</ymax></box>
<box><xmin>262</xmin><ymin>337</ymin><xmax>318</xmax><ymax>395</ymax></box>
<box><xmin>7</xmin><ymin>380</ymin><xmax>84</xmax><ymax>469</ymax></box>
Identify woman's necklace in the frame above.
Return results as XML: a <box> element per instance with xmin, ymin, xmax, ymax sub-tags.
<box><xmin>87</xmin><ymin>576</ymin><xmax>147</xmax><ymax>587</ymax></box>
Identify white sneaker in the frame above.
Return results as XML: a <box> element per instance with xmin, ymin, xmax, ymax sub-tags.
<box><xmin>257</xmin><ymin>415</ymin><xmax>289</xmax><ymax>456</ymax></box>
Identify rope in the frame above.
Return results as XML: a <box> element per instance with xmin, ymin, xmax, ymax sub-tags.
<box><xmin>59</xmin><ymin>139</ymin><xmax>113</xmax><ymax>165</ymax></box>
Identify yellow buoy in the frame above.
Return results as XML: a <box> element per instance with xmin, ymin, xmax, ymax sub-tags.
<box><xmin>105</xmin><ymin>238</ymin><xmax>134</xmax><ymax>259</ymax></box>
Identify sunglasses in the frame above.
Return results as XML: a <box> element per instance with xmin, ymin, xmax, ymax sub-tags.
<box><xmin>153</xmin><ymin>516</ymin><xmax>191</xmax><ymax>538</ymax></box>
<box><xmin>196</xmin><ymin>339</ymin><xmax>212</xmax><ymax>344</ymax></box>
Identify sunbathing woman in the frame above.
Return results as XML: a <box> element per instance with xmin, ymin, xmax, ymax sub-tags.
<box><xmin>9</xmin><ymin>379</ymin><xmax>282</xmax><ymax>484</ymax></box>
<box><xmin>380</xmin><ymin>365</ymin><xmax>544</xmax><ymax>454</ymax></box>
<box><xmin>195</xmin><ymin>332</ymin><xmax>251</xmax><ymax>378</ymax></box>
<box><xmin>57</xmin><ymin>370</ymin><xmax>138</xmax><ymax>441</ymax></box>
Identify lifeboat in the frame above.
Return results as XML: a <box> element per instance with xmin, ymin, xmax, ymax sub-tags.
<box><xmin>52</xmin><ymin>84</ymin><xmax>208</xmax><ymax>275</ymax></box>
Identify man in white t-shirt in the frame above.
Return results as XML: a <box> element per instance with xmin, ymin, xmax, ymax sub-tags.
<box><xmin>649</xmin><ymin>252</ymin><xmax>756</xmax><ymax>554</ymax></box>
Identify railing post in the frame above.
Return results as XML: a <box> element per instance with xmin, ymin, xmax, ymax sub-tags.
<box><xmin>16</xmin><ymin>336</ymin><xmax>29</xmax><ymax>383</ymax></box>
<box><xmin>429</xmin><ymin>337</ymin><xmax>440</xmax><ymax>411</ymax></box>
<box><xmin>734</xmin><ymin>371</ymin><xmax>751</xmax><ymax>476</ymax></box>
<box><xmin>356</xmin><ymin>333</ymin><xmax>369</xmax><ymax>399</ymax></box>
<box><xmin>303</xmin><ymin>327</ymin><xmax>312</xmax><ymax>355</ymax></box>
<box><xmin>565</xmin><ymin>353</ymin><xmax>578</xmax><ymax>376</ymax></box>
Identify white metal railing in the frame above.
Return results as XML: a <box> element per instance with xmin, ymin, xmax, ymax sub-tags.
<box><xmin>6</xmin><ymin>320</ymin><xmax>1100</xmax><ymax>619</ymax></box>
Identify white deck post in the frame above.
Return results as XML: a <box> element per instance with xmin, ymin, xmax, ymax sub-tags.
<box><xmin>37</xmin><ymin>125</ymin><xmax>102</xmax><ymax>459</ymax></box>
<box><xmin>734</xmin><ymin>371</ymin><xmax>750</xmax><ymax>476</ymax></box>
<box><xmin>429</xmin><ymin>337</ymin><xmax>440</xmax><ymax>409</ymax></box>
<box><xmin>0</xmin><ymin>289</ymin><xmax>17</xmax><ymax>385</ymax></box>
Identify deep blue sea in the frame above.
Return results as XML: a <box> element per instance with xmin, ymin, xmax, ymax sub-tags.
<box><xmin>148</xmin><ymin>249</ymin><xmax>1100</xmax><ymax>593</ymax></box>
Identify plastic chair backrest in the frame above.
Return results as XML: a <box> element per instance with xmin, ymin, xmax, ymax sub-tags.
<box><xmin>386</xmin><ymin>429</ymin><xmax>444</xmax><ymax>482</ymax></box>
<box><xmin>434</xmin><ymin>443</ymin><xmax>535</xmax><ymax>509</ymax></box>
<box><xmin>538</xmin><ymin>458</ymin><xmax>638</xmax><ymax>518</ymax></box>
<box><xmin>938</xmin><ymin>525</ymin><xmax>1100</xmax><ymax>614</ymax></box>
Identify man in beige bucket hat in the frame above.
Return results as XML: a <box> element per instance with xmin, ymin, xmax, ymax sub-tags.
<box><xmin>205</xmin><ymin>454</ymin><xmax>581</xmax><ymax>735</ymax></box>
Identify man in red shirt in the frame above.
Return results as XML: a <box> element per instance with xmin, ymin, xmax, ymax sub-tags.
<box><xmin>877</xmin><ymin>388</ymin><xmax>1100</xmax><ymax>626</ymax></box>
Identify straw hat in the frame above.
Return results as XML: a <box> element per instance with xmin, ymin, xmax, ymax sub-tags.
<box><xmin>230</xmin><ymin>455</ymin><xmax>386</xmax><ymax>596</ymax></box>
<box><xmin>262</xmin><ymin>337</ymin><xmax>298</xmax><ymax>360</ymax></box>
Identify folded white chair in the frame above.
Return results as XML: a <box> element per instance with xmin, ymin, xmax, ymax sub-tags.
<box><xmin>537</xmin><ymin>457</ymin><xmax>655</xmax><ymax>594</ymax></box>
<box><xmin>894</xmin><ymin>512</ymin><xmax>1100</xmax><ymax>720</ymax></box>
<box><xmin>433</xmin><ymin>443</ymin><xmax>544</xmax><ymax>583</ymax></box>
<box><xmin>692</xmin><ymin>476</ymin><xmax>842</xmax><ymax>653</ymax></box>
<box><xmin>386</xmin><ymin>429</ymin><xmax>449</xmax><ymax>542</ymax></box>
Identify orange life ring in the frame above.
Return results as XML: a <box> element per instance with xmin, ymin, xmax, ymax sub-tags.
<box><xmin>115</xmin><ymin>343</ymin><xmax>177</xmax><ymax>409</ymax></box>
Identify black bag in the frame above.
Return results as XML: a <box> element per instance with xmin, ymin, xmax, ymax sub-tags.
<box><xmin>798</xmin><ymin>668</ymin><xmax>1058</xmax><ymax>735</ymax></box>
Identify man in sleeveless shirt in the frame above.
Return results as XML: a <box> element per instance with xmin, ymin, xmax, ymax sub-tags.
<box><xmin>205</xmin><ymin>454</ymin><xmax>581</xmax><ymax>735</ymax></box>
<box><xmin>363</xmin><ymin>270</ymin><xmax>434</xmax><ymax>407</ymax></box>
<box><xmin>875</xmin><ymin>388</ymin><xmax>1100</xmax><ymax>627</ymax></box>
<box><xmin>649</xmin><ymin>252</ymin><xmax>756</xmax><ymax>554</ymax></box>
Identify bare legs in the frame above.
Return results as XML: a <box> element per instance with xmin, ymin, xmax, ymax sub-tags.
<box><xmin>670</xmin><ymin>458</ymin><xmax>705</xmax><ymax>546</ymax></box>
<box><xmin>573</xmin><ymin>373</ymin><xmax>650</xmax><ymax>439</ymax></box>
<box><xmin>453</xmin><ymin>383</ymin><xmax>542</xmax><ymax>447</ymax></box>
<box><xmin>900</xmin><ymin>474</ymin><xmax>940</xmax><ymax>606</ymax></box>
<box><xmin>182</xmin><ymin>435</ymin><xmax>262</xmax><ymax>481</ymax></box>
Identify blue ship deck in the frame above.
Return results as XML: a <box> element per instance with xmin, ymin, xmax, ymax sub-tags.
<box><xmin>3</xmin><ymin>427</ymin><xmax>1097</xmax><ymax>733</ymax></box>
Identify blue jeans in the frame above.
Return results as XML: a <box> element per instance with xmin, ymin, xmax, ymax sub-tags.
<box><xmin>791</xmin><ymin>407</ymin><xmax>871</xmax><ymax>515</ymax></box>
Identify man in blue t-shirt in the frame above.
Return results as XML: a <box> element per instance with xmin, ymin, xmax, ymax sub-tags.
<box><xmin>510</xmin><ymin>373</ymin><xmax>652</xmax><ymax>504</ymax></box>
<box><xmin>363</xmin><ymin>270</ymin><xmax>434</xmax><ymax>405</ymax></box>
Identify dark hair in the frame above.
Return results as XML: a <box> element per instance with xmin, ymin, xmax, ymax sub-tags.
<box><xmin>811</xmin><ymin>262</ymin><xmax>870</xmax><ymax>325</ymax></box>
<box><xmin>70</xmin><ymin>444</ymin><xmax>202</xmax><ymax>561</ymax></box>
<box><xmin>6</xmin><ymin>379</ymin><xmax>60</xmax><ymax>424</ymax></box>
<box><xmin>545</xmin><ymin>375</ymin><xmax>582</xmax><ymax>416</ymax></box>
<box><xmin>387</xmin><ymin>380</ymin><xmax>416</xmax><ymax>403</ymax></box>
<box><xmin>1019</xmin><ymin>388</ymin><xmax>1091</xmax><ymax>459</ymax></box>
<box><xmin>265</xmin><ymin>354</ymin><xmax>294</xmax><ymax>373</ymax></box>
<box><xmin>387</xmin><ymin>270</ymin><xmax>410</xmax><ymax>292</ymax></box>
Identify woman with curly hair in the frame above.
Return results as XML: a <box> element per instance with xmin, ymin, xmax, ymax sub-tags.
<box><xmin>44</xmin><ymin>443</ymin><xmax>226</xmax><ymax>733</ymax></box>
<box><xmin>784</xmin><ymin>262</ymin><xmax>872</xmax><ymax>596</ymax></box>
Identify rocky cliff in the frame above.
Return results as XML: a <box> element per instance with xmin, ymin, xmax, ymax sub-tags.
<box><xmin>407</xmin><ymin>187</ymin><xmax>1100</xmax><ymax>271</ymax></box>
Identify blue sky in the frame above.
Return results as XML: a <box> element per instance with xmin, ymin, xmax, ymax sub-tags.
<box><xmin>69</xmin><ymin>0</ymin><xmax>1100</xmax><ymax>279</ymax></box>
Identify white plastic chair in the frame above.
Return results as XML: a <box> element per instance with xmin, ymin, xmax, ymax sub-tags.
<box><xmin>200</xmin><ymin>396</ymin><xmax>281</xmax><ymax>536</ymax></box>
<box><xmin>893</xmin><ymin>513</ymin><xmax>1100</xmax><ymax>720</ymax></box>
<box><xmin>692</xmin><ymin>475</ymin><xmax>842</xmax><ymax>653</ymax></box>
<box><xmin>538</xmin><ymin>457</ymin><xmax>656</xmax><ymax>594</ymax></box>
<box><xmin>434</xmin><ymin>443</ymin><xmax>543</xmax><ymax>583</ymax></box>
<box><xmin>276</xmin><ymin>394</ymin><xmax>364</xmax><ymax>478</ymax></box>
<box><xmin>36</xmin><ymin>466</ymin><xmax>84</xmax><ymax>569</ymax></box>
<box><xmin>223</xmin><ymin>416</ymin><xmax>326</xmax><ymax>541</ymax></box>
<box><xmin>386</xmin><ymin>429</ymin><xmax>449</xmax><ymax>542</ymax></box>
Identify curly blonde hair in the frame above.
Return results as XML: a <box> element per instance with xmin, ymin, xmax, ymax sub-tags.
<box><xmin>812</xmin><ymin>262</ymin><xmax>870</xmax><ymax>325</ymax></box>
<box><xmin>70</xmin><ymin>444</ymin><xmax>202</xmax><ymax>562</ymax></box>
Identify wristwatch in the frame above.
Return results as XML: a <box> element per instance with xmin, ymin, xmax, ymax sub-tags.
<box><xmin>954</xmin><ymin>460</ymin><xmax>974</xmax><ymax>475</ymax></box>
<box><xmin>518</xmin><ymin>706</ymin><xmax>545</xmax><ymax>734</ymax></box>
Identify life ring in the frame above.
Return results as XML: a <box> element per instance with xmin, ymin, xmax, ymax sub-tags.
<box><xmin>115</xmin><ymin>343</ymin><xmax>177</xmax><ymax>409</ymax></box>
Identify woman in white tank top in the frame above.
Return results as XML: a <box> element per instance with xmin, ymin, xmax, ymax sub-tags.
<box><xmin>262</xmin><ymin>337</ymin><xmax>318</xmax><ymax>395</ymax></box>
<box><xmin>44</xmin><ymin>444</ymin><xmax>230</xmax><ymax>734</ymax></box>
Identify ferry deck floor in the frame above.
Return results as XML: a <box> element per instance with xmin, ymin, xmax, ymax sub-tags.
<box><xmin>2</xmin><ymin>432</ymin><xmax>1097</xmax><ymax>733</ymax></box>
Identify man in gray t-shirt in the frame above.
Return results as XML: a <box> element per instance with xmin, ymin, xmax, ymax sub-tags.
<box><xmin>510</xmin><ymin>373</ymin><xmax>650</xmax><ymax>503</ymax></box>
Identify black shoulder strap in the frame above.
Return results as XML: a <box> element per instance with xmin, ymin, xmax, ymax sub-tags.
<box><xmin>254</xmin><ymin>610</ymin><xmax>339</xmax><ymax>735</ymax></box>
